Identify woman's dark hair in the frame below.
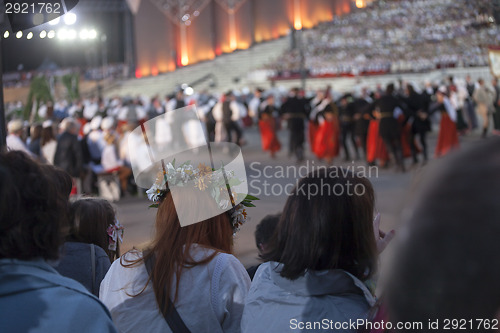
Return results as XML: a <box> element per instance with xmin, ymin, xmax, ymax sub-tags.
<box><xmin>262</xmin><ymin>167</ymin><xmax>378</xmax><ymax>281</ymax></box>
<box><xmin>0</xmin><ymin>151</ymin><xmax>69</xmax><ymax>260</ymax></box>
<box><xmin>31</xmin><ymin>123</ymin><xmax>43</xmax><ymax>140</ymax></box>
<box><xmin>255</xmin><ymin>213</ymin><xmax>280</xmax><ymax>252</ymax></box>
<box><xmin>39</xmin><ymin>164</ymin><xmax>73</xmax><ymax>198</ymax></box>
<box><xmin>40</xmin><ymin>126</ymin><xmax>55</xmax><ymax>147</ymax></box>
<box><xmin>69</xmin><ymin>198</ymin><xmax>118</xmax><ymax>262</ymax></box>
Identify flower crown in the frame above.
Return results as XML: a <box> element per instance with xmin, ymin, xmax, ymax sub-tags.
<box><xmin>146</xmin><ymin>160</ymin><xmax>258</xmax><ymax>233</ymax></box>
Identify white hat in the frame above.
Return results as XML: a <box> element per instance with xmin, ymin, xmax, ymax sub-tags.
<box><xmin>437</xmin><ymin>86</ymin><xmax>447</xmax><ymax>94</ymax></box>
<box><xmin>42</xmin><ymin>120</ymin><xmax>53</xmax><ymax>129</ymax></box>
<box><xmin>83</xmin><ymin>122</ymin><xmax>92</xmax><ymax>136</ymax></box>
<box><xmin>7</xmin><ymin>119</ymin><xmax>23</xmax><ymax>133</ymax></box>
<box><xmin>90</xmin><ymin>116</ymin><xmax>103</xmax><ymax>130</ymax></box>
<box><xmin>101</xmin><ymin>117</ymin><xmax>115</xmax><ymax>131</ymax></box>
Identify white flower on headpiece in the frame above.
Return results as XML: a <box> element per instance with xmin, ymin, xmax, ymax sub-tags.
<box><xmin>146</xmin><ymin>160</ymin><xmax>256</xmax><ymax>234</ymax></box>
<box><xmin>146</xmin><ymin>185</ymin><xmax>163</xmax><ymax>202</ymax></box>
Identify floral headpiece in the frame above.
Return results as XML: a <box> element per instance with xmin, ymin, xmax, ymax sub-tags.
<box><xmin>146</xmin><ymin>160</ymin><xmax>258</xmax><ymax>233</ymax></box>
<box><xmin>107</xmin><ymin>219</ymin><xmax>124</xmax><ymax>251</ymax></box>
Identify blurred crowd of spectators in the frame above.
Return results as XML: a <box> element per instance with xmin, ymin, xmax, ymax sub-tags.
<box><xmin>266</xmin><ymin>0</ymin><xmax>498</xmax><ymax>77</ymax></box>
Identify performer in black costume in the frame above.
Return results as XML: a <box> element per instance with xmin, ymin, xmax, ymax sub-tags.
<box><xmin>280</xmin><ymin>88</ymin><xmax>309</xmax><ymax>162</ymax></box>
<box><xmin>368</xmin><ymin>83</ymin><xmax>407</xmax><ymax>172</ymax></box>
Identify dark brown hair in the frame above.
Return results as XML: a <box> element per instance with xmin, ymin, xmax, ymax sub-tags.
<box><xmin>262</xmin><ymin>167</ymin><xmax>378</xmax><ymax>281</ymax></box>
<box><xmin>39</xmin><ymin>164</ymin><xmax>73</xmax><ymax>198</ymax></box>
<box><xmin>0</xmin><ymin>151</ymin><xmax>69</xmax><ymax>260</ymax></box>
<box><xmin>40</xmin><ymin>126</ymin><xmax>56</xmax><ymax>147</ymax></box>
<box><xmin>123</xmin><ymin>187</ymin><xmax>233</xmax><ymax>316</ymax></box>
<box><xmin>69</xmin><ymin>198</ymin><xmax>119</xmax><ymax>262</ymax></box>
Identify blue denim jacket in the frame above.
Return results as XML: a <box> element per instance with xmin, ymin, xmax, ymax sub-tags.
<box><xmin>0</xmin><ymin>258</ymin><xmax>117</xmax><ymax>333</ymax></box>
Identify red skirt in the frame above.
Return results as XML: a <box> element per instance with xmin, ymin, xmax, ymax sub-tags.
<box><xmin>401</xmin><ymin>122</ymin><xmax>414</xmax><ymax>158</ymax></box>
<box><xmin>313</xmin><ymin>118</ymin><xmax>340</xmax><ymax>159</ymax></box>
<box><xmin>77</xmin><ymin>118</ymin><xmax>87</xmax><ymax>137</ymax></box>
<box><xmin>259</xmin><ymin>118</ymin><xmax>281</xmax><ymax>153</ymax></box>
<box><xmin>435</xmin><ymin>113</ymin><xmax>459</xmax><ymax>157</ymax></box>
<box><xmin>309</xmin><ymin>121</ymin><xmax>319</xmax><ymax>150</ymax></box>
<box><xmin>366</xmin><ymin>120</ymin><xmax>389</xmax><ymax>163</ymax></box>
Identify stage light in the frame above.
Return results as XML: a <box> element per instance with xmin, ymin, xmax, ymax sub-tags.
<box><xmin>40</xmin><ymin>30</ymin><xmax>47</xmax><ymax>39</ymax></box>
<box><xmin>27</xmin><ymin>32</ymin><xmax>33</xmax><ymax>40</ymax></box>
<box><xmin>64</xmin><ymin>13</ymin><xmax>77</xmax><ymax>25</ymax></box>
<box><xmin>48</xmin><ymin>30</ymin><xmax>56</xmax><ymax>39</ymax></box>
<box><xmin>16</xmin><ymin>31</ymin><xmax>23</xmax><ymax>39</ymax></box>
<box><xmin>32</xmin><ymin>13</ymin><xmax>45</xmax><ymax>26</ymax></box>
<box><xmin>58</xmin><ymin>29</ymin><xmax>68</xmax><ymax>40</ymax></box>
<box><xmin>88</xmin><ymin>29</ymin><xmax>97</xmax><ymax>40</ymax></box>
<box><xmin>79</xmin><ymin>29</ymin><xmax>89</xmax><ymax>40</ymax></box>
<box><xmin>355</xmin><ymin>0</ymin><xmax>366</xmax><ymax>8</ymax></box>
<box><xmin>48</xmin><ymin>17</ymin><xmax>60</xmax><ymax>25</ymax></box>
<box><xmin>3</xmin><ymin>31</ymin><xmax>9</xmax><ymax>39</ymax></box>
<box><xmin>67</xmin><ymin>29</ymin><xmax>77</xmax><ymax>40</ymax></box>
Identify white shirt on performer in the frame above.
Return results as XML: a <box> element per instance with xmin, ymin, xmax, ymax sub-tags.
<box><xmin>100</xmin><ymin>244</ymin><xmax>250</xmax><ymax>333</ymax></box>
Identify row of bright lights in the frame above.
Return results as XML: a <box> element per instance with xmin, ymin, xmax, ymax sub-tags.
<box><xmin>3</xmin><ymin>29</ymin><xmax>98</xmax><ymax>40</ymax></box>
<box><xmin>32</xmin><ymin>12</ymin><xmax>77</xmax><ymax>26</ymax></box>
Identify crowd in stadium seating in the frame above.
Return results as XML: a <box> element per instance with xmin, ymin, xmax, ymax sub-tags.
<box><xmin>266</xmin><ymin>0</ymin><xmax>498</xmax><ymax>77</ymax></box>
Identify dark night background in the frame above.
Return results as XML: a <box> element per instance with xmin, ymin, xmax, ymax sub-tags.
<box><xmin>2</xmin><ymin>0</ymin><xmax>126</xmax><ymax>72</ymax></box>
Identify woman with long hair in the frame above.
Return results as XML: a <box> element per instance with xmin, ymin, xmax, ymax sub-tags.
<box><xmin>241</xmin><ymin>167</ymin><xmax>394</xmax><ymax>332</ymax></box>
<box><xmin>40</xmin><ymin>120</ymin><xmax>57</xmax><ymax>164</ymax></box>
<box><xmin>100</xmin><ymin>184</ymin><xmax>251</xmax><ymax>332</ymax></box>
<box><xmin>54</xmin><ymin>198</ymin><xmax>121</xmax><ymax>297</ymax></box>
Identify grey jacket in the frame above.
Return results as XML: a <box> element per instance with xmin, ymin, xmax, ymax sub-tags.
<box><xmin>241</xmin><ymin>262</ymin><xmax>376</xmax><ymax>333</ymax></box>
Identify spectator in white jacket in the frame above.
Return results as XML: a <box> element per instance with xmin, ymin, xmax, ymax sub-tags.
<box><xmin>101</xmin><ymin>133</ymin><xmax>132</xmax><ymax>195</ymax></box>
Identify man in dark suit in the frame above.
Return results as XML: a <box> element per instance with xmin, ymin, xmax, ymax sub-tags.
<box><xmin>54</xmin><ymin>118</ymin><xmax>83</xmax><ymax>183</ymax></box>
<box><xmin>280</xmin><ymin>88</ymin><xmax>308</xmax><ymax>162</ymax></box>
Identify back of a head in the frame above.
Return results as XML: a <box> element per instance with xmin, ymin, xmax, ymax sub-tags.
<box><xmin>387</xmin><ymin>139</ymin><xmax>500</xmax><ymax>326</ymax></box>
<box><xmin>153</xmin><ymin>187</ymin><xmax>233</xmax><ymax>256</ymax></box>
<box><xmin>70</xmin><ymin>198</ymin><xmax>117</xmax><ymax>260</ymax></box>
<box><xmin>255</xmin><ymin>213</ymin><xmax>280</xmax><ymax>253</ymax></box>
<box><xmin>263</xmin><ymin>167</ymin><xmax>377</xmax><ymax>281</ymax></box>
<box><xmin>39</xmin><ymin>165</ymin><xmax>73</xmax><ymax>197</ymax></box>
<box><xmin>0</xmin><ymin>151</ymin><xmax>69</xmax><ymax>261</ymax></box>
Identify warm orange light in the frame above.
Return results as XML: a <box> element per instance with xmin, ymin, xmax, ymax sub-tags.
<box><xmin>229</xmin><ymin>10</ymin><xmax>237</xmax><ymax>51</ymax></box>
<box><xmin>355</xmin><ymin>0</ymin><xmax>366</xmax><ymax>8</ymax></box>
<box><xmin>180</xmin><ymin>25</ymin><xmax>189</xmax><ymax>66</ymax></box>
<box><xmin>293</xmin><ymin>0</ymin><xmax>302</xmax><ymax>30</ymax></box>
<box><xmin>151</xmin><ymin>67</ymin><xmax>159</xmax><ymax>76</ymax></box>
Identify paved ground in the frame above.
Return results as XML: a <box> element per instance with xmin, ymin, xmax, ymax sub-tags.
<box><xmin>115</xmin><ymin>125</ymin><xmax>486</xmax><ymax>272</ymax></box>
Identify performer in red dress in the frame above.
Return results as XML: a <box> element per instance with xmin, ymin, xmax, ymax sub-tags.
<box><xmin>308</xmin><ymin>90</ymin><xmax>325</xmax><ymax>152</ymax></box>
<box><xmin>431</xmin><ymin>87</ymin><xmax>459</xmax><ymax>157</ymax></box>
<box><xmin>313</xmin><ymin>100</ymin><xmax>340</xmax><ymax>164</ymax></box>
<box><xmin>366</xmin><ymin>117</ymin><xmax>389</xmax><ymax>167</ymax></box>
<box><xmin>258</xmin><ymin>95</ymin><xmax>281</xmax><ymax>158</ymax></box>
